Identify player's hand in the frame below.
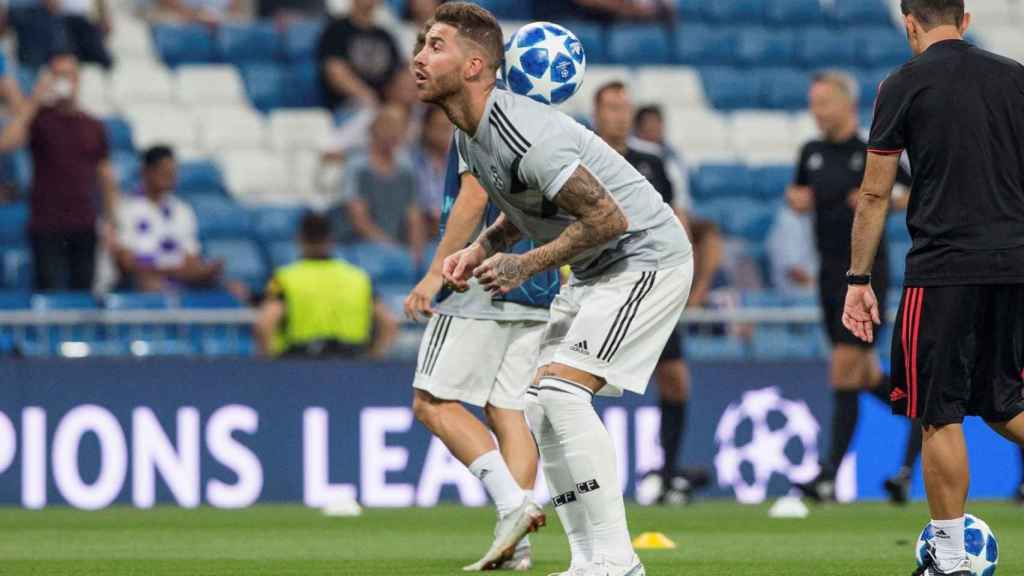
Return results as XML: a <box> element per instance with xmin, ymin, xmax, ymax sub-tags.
<box><xmin>442</xmin><ymin>244</ymin><xmax>485</xmax><ymax>293</ymax></box>
<box><xmin>403</xmin><ymin>274</ymin><xmax>442</xmax><ymax>323</ymax></box>
<box><xmin>786</xmin><ymin>186</ymin><xmax>814</xmax><ymax>213</ymax></box>
<box><xmin>474</xmin><ymin>253</ymin><xmax>530</xmax><ymax>295</ymax></box>
<box><xmin>842</xmin><ymin>284</ymin><xmax>881</xmax><ymax>343</ymax></box>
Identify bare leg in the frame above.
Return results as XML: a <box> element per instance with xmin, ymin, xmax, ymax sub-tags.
<box><xmin>413</xmin><ymin>389</ymin><xmax>496</xmax><ymax>466</ymax></box>
<box><xmin>922</xmin><ymin>423</ymin><xmax>969</xmax><ymax>520</ymax></box>
<box><xmin>986</xmin><ymin>412</ymin><xmax>1024</xmax><ymax>446</ymax></box>
<box><xmin>486</xmin><ymin>404</ymin><xmax>538</xmax><ymax>490</ymax></box>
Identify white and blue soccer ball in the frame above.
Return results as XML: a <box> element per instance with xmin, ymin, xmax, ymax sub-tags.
<box><xmin>503</xmin><ymin>21</ymin><xmax>586</xmax><ymax>106</ymax></box>
<box><xmin>916</xmin><ymin>514</ymin><xmax>998</xmax><ymax>576</ymax></box>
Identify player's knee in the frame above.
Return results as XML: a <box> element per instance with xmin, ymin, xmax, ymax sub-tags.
<box><xmin>544</xmin><ymin>363</ymin><xmax>604</xmax><ymax>393</ymax></box>
<box><xmin>412</xmin><ymin>390</ymin><xmax>442</xmax><ymax>427</ymax></box>
<box><xmin>656</xmin><ymin>360</ymin><xmax>689</xmax><ymax>402</ymax></box>
<box><xmin>524</xmin><ymin>395</ymin><xmax>546</xmax><ymax>442</ymax></box>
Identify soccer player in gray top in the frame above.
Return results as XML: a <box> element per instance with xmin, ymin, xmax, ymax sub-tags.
<box><xmin>414</xmin><ymin>4</ymin><xmax>693</xmax><ymax>575</ymax></box>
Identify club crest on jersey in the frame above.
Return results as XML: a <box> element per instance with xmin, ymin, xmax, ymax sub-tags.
<box><xmin>490</xmin><ymin>165</ymin><xmax>505</xmax><ymax>191</ymax></box>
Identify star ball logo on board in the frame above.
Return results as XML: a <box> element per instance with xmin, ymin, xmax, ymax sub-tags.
<box><xmin>713</xmin><ymin>387</ymin><xmax>820</xmax><ymax>504</ymax></box>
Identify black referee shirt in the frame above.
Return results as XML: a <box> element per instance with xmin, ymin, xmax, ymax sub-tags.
<box><xmin>869</xmin><ymin>39</ymin><xmax>1024</xmax><ymax>286</ymax></box>
<box><xmin>795</xmin><ymin>134</ymin><xmax>911</xmax><ymax>275</ymax></box>
<box><xmin>623</xmin><ymin>147</ymin><xmax>674</xmax><ymax>206</ymax></box>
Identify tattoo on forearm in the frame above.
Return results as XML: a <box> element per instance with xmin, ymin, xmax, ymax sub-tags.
<box><xmin>477</xmin><ymin>216</ymin><xmax>522</xmax><ymax>257</ymax></box>
<box><xmin>495</xmin><ymin>256</ymin><xmax>525</xmax><ymax>286</ymax></box>
<box><xmin>522</xmin><ymin>165</ymin><xmax>628</xmax><ymax>274</ymax></box>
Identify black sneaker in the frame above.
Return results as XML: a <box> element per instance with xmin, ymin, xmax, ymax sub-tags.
<box><xmin>884</xmin><ymin>475</ymin><xmax>911</xmax><ymax>506</ymax></box>
<box><xmin>793</xmin><ymin>476</ymin><xmax>836</xmax><ymax>503</ymax></box>
<box><xmin>912</xmin><ymin>543</ymin><xmax>971</xmax><ymax>575</ymax></box>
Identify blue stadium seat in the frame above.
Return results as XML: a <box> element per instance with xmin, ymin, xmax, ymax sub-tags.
<box><xmin>886</xmin><ymin>214</ymin><xmax>910</xmax><ymax>244</ymax></box>
<box><xmin>198</xmin><ymin>333</ymin><xmax>254</xmax><ymax>356</ymax></box>
<box><xmin>765</xmin><ymin>0</ymin><xmax>825</xmax><ymax>25</ymax></box>
<box><xmin>104</xmin><ymin>117</ymin><xmax>134</xmax><ymax>152</ymax></box>
<box><xmin>285</xmin><ymin>61</ymin><xmax>324</xmax><ymax>108</ymax></box>
<box><xmin>736</xmin><ymin>206</ymin><xmax>776</xmax><ymax>243</ymax></box>
<box><xmin>830</xmin><ymin>0</ymin><xmax>892</xmax><ymax>25</ymax></box>
<box><xmin>111</xmin><ymin>150</ymin><xmax>140</xmax><ymax>191</ymax></box>
<box><xmin>31</xmin><ymin>292</ymin><xmax>98</xmax><ymax>310</ymax></box>
<box><xmin>559</xmin><ymin>21</ymin><xmax>606</xmax><ymax>65</ymax></box>
<box><xmin>703</xmin><ymin>0</ymin><xmax>764</xmax><ymax>23</ymax></box>
<box><xmin>742</xmin><ymin>290</ymin><xmax>792</xmax><ymax>307</ymax></box>
<box><xmin>15</xmin><ymin>68</ymin><xmax>36</xmax><ymax>96</ymax></box>
<box><xmin>178</xmin><ymin>160</ymin><xmax>226</xmax><ymax>195</ymax></box>
<box><xmin>752</xmin><ymin>326</ymin><xmax>820</xmax><ymax>360</ymax></box>
<box><xmin>8</xmin><ymin>149</ymin><xmax>31</xmax><ymax>193</ymax></box>
<box><xmin>759</xmin><ymin>67</ymin><xmax>811</xmax><ymax>109</ymax></box>
<box><xmin>187</xmin><ymin>194</ymin><xmax>252</xmax><ymax>239</ymax></box>
<box><xmin>240</xmin><ymin>62</ymin><xmax>286</xmax><ymax>112</ymax></box>
<box><xmin>282</xmin><ymin>19</ymin><xmax>323</xmax><ymax>62</ymax></box>
<box><xmin>608</xmin><ymin>24</ymin><xmax>670</xmax><ymax>65</ymax></box>
<box><xmin>152</xmin><ymin>24</ymin><xmax>218</xmax><ymax>67</ymax></box>
<box><xmin>347</xmin><ymin>242</ymin><xmax>416</xmax><ymax>284</ymax></box>
<box><xmin>889</xmin><ymin>241</ymin><xmax>910</xmax><ymax>286</ymax></box>
<box><xmin>0</xmin><ymin>291</ymin><xmax>30</xmax><ymax>309</ymax></box>
<box><xmin>375</xmin><ymin>281</ymin><xmax>414</xmax><ymax>318</ymax></box>
<box><xmin>471</xmin><ymin>0</ymin><xmax>530</xmax><ymax>20</ymax></box>
<box><xmin>419</xmin><ymin>239</ymin><xmax>439</xmax><ymax>277</ymax></box>
<box><xmin>796</xmin><ymin>27</ymin><xmax>857</xmax><ymax>68</ymax></box>
<box><xmin>105</xmin><ymin>292</ymin><xmax>169</xmax><ymax>309</ymax></box>
<box><xmin>218</xmin><ymin>23</ymin><xmax>281</xmax><ymax>64</ymax></box>
<box><xmin>250</xmin><ymin>205</ymin><xmax>304</xmax><ymax>242</ymax></box>
<box><xmin>0</xmin><ymin>203</ymin><xmax>27</xmax><ymax>244</ymax></box>
<box><xmin>180</xmin><ymin>290</ymin><xmax>242</xmax><ymax>308</ymax></box>
<box><xmin>675</xmin><ymin>24</ymin><xmax>736</xmax><ymax>66</ymax></box>
<box><xmin>735</xmin><ymin>27</ymin><xmax>796</xmax><ymax>67</ymax></box>
<box><xmin>267</xmin><ymin>240</ymin><xmax>298</xmax><ymax>269</ymax></box>
<box><xmin>853</xmin><ymin>27</ymin><xmax>912</xmax><ymax>68</ymax></box>
<box><xmin>692</xmin><ymin>164</ymin><xmax>753</xmax><ymax>201</ymax></box>
<box><xmin>684</xmin><ymin>335</ymin><xmax>747</xmax><ymax>361</ymax></box>
<box><xmin>749</xmin><ymin>165</ymin><xmax>793</xmax><ymax>201</ymax></box>
<box><xmin>0</xmin><ymin>243</ymin><xmax>31</xmax><ymax>291</ymax></box>
<box><xmin>699</xmin><ymin>67</ymin><xmax>759</xmax><ymax>110</ymax></box>
<box><xmin>857</xmin><ymin>67</ymin><xmax>892</xmax><ymax>107</ymax></box>
<box><xmin>674</xmin><ymin>0</ymin><xmax>703</xmax><ymax>21</ymax></box>
<box><xmin>699</xmin><ymin>197</ymin><xmax>771</xmax><ymax>238</ymax></box>
<box><xmin>204</xmin><ymin>238</ymin><xmax>268</xmax><ymax>291</ymax></box>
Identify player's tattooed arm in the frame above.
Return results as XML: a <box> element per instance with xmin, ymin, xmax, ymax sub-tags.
<box><xmin>476</xmin><ymin>213</ymin><xmax>523</xmax><ymax>257</ymax></box>
<box><xmin>475</xmin><ymin>165</ymin><xmax>628</xmax><ymax>294</ymax></box>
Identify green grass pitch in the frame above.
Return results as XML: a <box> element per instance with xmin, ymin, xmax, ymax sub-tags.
<box><xmin>1</xmin><ymin>501</ymin><xmax>1019</xmax><ymax>575</ymax></box>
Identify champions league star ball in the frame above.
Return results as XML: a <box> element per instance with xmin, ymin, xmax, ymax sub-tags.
<box><xmin>503</xmin><ymin>21</ymin><xmax>586</xmax><ymax>105</ymax></box>
<box><xmin>916</xmin><ymin>514</ymin><xmax>999</xmax><ymax>576</ymax></box>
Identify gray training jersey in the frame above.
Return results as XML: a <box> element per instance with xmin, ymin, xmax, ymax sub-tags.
<box><xmin>456</xmin><ymin>89</ymin><xmax>692</xmax><ymax>282</ymax></box>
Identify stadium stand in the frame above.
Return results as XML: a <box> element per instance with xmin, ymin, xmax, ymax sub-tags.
<box><xmin>0</xmin><ymin>0</ymin><xmax>1020</xmax><ymax>359</ymax></box>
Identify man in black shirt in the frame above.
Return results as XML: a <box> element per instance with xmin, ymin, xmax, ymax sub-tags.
<box><xmin>844</xmin><ymin>2</ymin><xmax>1024</xmax><ymax>574</ymax></box>
<box><xmin>788</xmin><ymin>71</ymin><xmax>922</xmax><ymax>506</ymax></box>
<box><xmin>316</xmin><ymin>0</ymin><xmax>402</xmax><ymax>111</ymax></box>
<box><xmin>593</xmin><ymin>81</ymin><xmax>714</xmax><ymax>504</ymax></box>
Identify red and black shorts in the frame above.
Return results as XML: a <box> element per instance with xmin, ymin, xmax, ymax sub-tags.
<box><xmin>890</xmin><ymin>285</ymin><xmax>1024</xmax><ymax>426</ymax></box>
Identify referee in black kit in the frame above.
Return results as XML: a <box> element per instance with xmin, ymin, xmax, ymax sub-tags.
<box><xmin>842</xmin><ymin>1</ymin><xmax>1024</xmax><ymax>574</ymax></box>
<box><xmin>788</xmin><ymin>71</ymin><xmax>922</xmax><ymax>506</ymax></box>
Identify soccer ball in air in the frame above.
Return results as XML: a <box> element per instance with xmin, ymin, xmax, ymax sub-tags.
<box><xmin>916</xmin><ymin>514</ymin><xmax>998</xmax><ymax>576</ymax></box>
<box><xmin>503</xmin><ymin>21</ymin><xmax>586</xmax><ymax>105</ymax></box>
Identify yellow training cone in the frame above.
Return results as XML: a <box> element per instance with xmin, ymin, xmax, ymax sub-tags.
<box><xmin>632</xmin><ymin>532</ymin><xmax>677</xmax><ymax>550</ymax></box>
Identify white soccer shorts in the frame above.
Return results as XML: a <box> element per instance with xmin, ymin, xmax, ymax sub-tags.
<box><xmin>536</xmin><ymin>261</ymin><xmax>693</xmax><ymax>397</ymax></box>
<box><xmin>413</xmin><ymin>315</ymin><xmax>546</xmax><ymax>411</ymax></box>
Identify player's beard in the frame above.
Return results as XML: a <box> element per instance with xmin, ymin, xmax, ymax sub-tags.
<box><xmin>421</xmin><ymin>71</ymin><xmax>463</xmax><ymax>106</ymax></box>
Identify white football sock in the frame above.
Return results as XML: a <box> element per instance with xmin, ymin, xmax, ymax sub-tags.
<box><xmin>537</xmin><ymin>378</ymin><xmax>635</xmax><ymax>566</ymax></box>
<box><xmin>931</xmin><ymin>517</ymin><xmax>966</xmax><ymax>571</ymax></box>
<box><xmin>468</xmin><ymin>450</ymin><xmax>525</xmax><ymax>518</ymax></box>
<box><xmin>526</xmin><ymin>394</ymin><xmax>593</xmax><ymax>567</ymax></box>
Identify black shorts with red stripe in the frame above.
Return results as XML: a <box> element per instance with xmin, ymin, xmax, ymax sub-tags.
<box><xmin>890</xmin><ymin>285</ymin><xmax>1024</xmax><ymax>426</ymax></box>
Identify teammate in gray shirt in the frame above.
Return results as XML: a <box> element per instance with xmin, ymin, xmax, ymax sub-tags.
<box><xmin>414</xmin><ymin>4</ymin><xmax>693</xmax><ymax>575</ymax></box>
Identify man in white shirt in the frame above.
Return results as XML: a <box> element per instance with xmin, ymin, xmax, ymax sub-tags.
<box><xmin>112</xmin><ymin>145</ymin><xmax>224</xmax><ymax>292</ymax></box>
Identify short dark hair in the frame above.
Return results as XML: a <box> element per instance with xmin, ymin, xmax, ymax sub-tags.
<box><xmin>299</xmin><ymin>211</ymin><xmax>332</xmax><ymax>244</ymax></box>
<box><xmin>433</xmin><ymin>2</ymin><xmax>504</xmax><ymax>72</ymax></box>
<box><xmin>634</xmin><ymin>105</ymin><xmax>663</xmax><ymax>127</ymax></box>
<box><xmin>900</xmin><ymin>0</ymin><xmax>964</xmax><ymax>29</ymax></box>
<box><xmin>142</xmin><ymin>145</ymin><xmax>175</xmax><ymax>169</ymax></box>
<box><xmin>593</xmin><ymin>80</ymin><xmax>626</xmax><ymax>109</ymax></box>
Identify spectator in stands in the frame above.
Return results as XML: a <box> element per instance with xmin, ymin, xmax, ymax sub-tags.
<box><xmin>402</xmin><ymin>0</ymin><xmax>444</xmax><ymax>27</ymax></box>
<box><xmin>146</xmin><ymin>0</ymin><xmax>247</xmax><ymax>25</ymax></box>
<box><xmin>411</xmin><ymin>105</ymin><xmax>452</xmax><ymax>236</ymax></box>
<box><xmin>255</xmin><ymin>211</ymin><xmax>398</xmax><ymax>358</ymax></box>
<box><xmin>317</xmin><ymin>0</ymin><xmax>402</xmax><ymax>112</ymax></box>
<box><xmin>534</xmin><ymin>0</ymin><xmax>671</xmax><ymax>22</ymax></box>
<box><xmin>766</xmin><ymin>204</ymin><xmax>817</xmax><ymax>299</ymax></box>
<box><xmin>0</xmin><ymin>50</ymin><xmax>27</xmax><ymax>204</ymax></box>
<box><xmin>632</xmin><ymin>105</ymin><xmax>690</xmax><ymax>208</ymax></box>
<box><xmin>3</xmin><ymin>0</ymin><xmax>113</xmax><ymax>69</ymax></box>
<box><xmin>110</xmin><ymin>145</ymin><xmax>229</xmax><ymax>293</ymax></box>
<box><xmin>0</xmin><ymin>53</ymin><xmax>119</xmax><ymax>291</ymax></box>
<box><xmin>340</xmin><ymin>104</ymin><xmax>426</xmax><ymax>262</ymax></box>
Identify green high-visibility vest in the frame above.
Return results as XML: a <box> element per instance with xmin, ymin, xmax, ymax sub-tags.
<box><xmin>271</xmin><ymin>259</ymin><xmax>373</xmax><ymax>354</ymax></box>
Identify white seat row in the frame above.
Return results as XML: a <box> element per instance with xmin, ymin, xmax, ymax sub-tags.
<box><xmin>217</xmin><ymin>149</ymin><xmax>329</xmax><ymax>204</ymax></box>
<box><xmin>84</xmin><ymin>64</ymin><xmax>249</xmax><ymax>111</ymax></box>
<box><xmin>665</xmin><ymin>110</ymin><xmax>823</xmax><ymax>168</ymax></box>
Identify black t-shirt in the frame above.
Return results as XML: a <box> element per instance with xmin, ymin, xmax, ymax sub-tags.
<box><xmin>869</xmin><ymin>39</ymin><xmax>1024</xmax><ymax>286</ymax></box>
<box><xmin>795</xmin><ymin>134</ymin><xmax>911</xmax><ymax>276</ymax></box>
<box><xmin>316</xmin><ymin>17</ymin><xmax>401</xmax><ymax>109</ymax></box>
<box><xmin>623</xmin><ymin>147</ymin><xmax>673</xmax><ymax>205</ymax></box>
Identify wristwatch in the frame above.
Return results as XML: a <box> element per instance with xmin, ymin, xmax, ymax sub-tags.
<box><xmin>846</xmin><ymin>272</ymin><xmax>872</xmax><ymax>286</ymax></box>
